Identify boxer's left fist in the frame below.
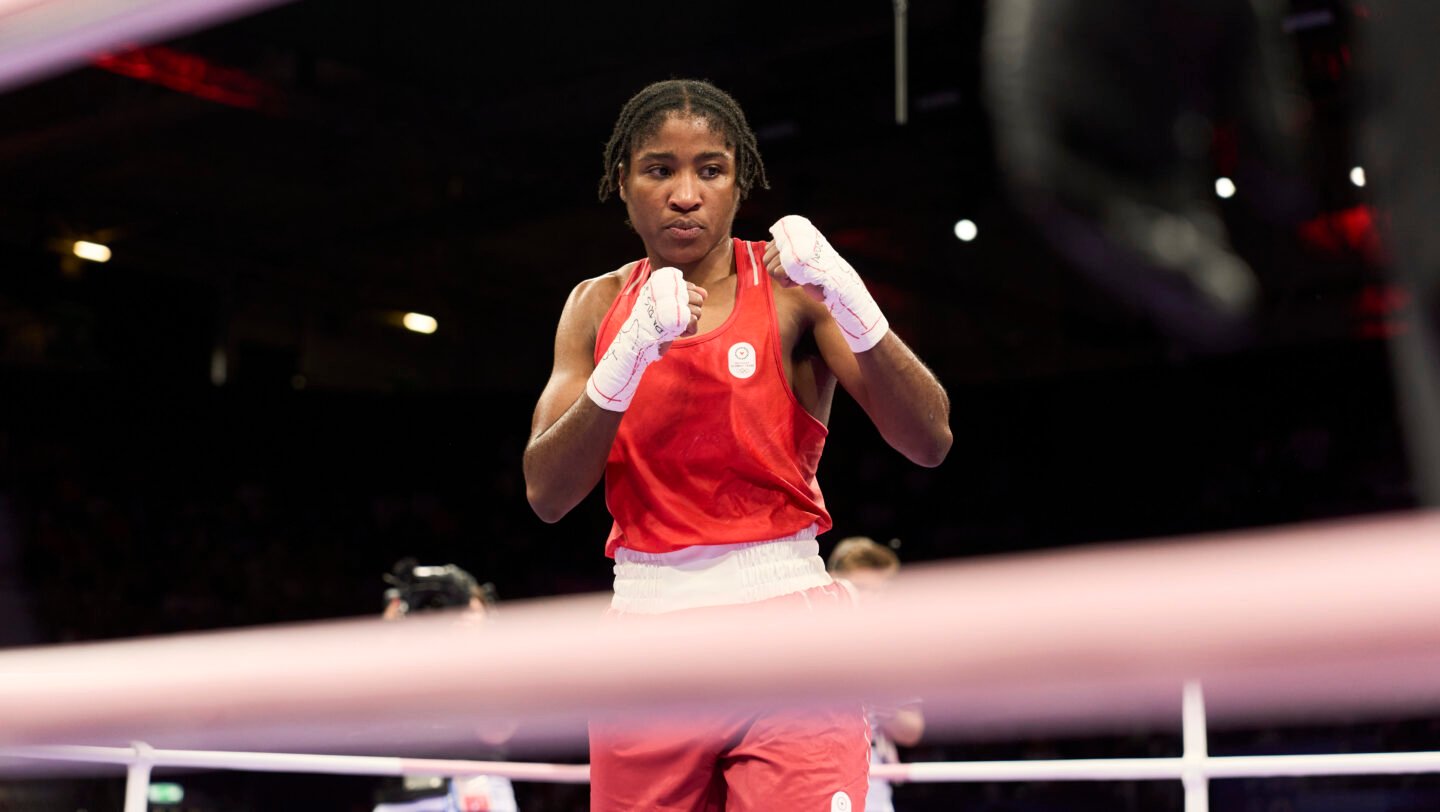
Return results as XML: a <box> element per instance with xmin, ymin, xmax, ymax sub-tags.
<box><xmin>767</xmin><ymin>214</ymin><xmax>889</xmax><ymax>352</ymax></box>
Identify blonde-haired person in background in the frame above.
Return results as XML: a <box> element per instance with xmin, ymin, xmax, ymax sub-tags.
<box><xmin>828</xmin><ymin>537</ymin><xmax>926</xmax><ymax>812</ymax></box>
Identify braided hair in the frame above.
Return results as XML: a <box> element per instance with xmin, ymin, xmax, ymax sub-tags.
<box><xmin>598</xmin><ymin>78</ymin><xmax>769</xmax><ymax>203</ymax></box>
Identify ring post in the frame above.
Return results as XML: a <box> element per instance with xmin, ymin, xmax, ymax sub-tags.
<box><xmin>1182</xmin><ymin>681</ymin><xmax>1210</xmax><ymax>812</ymax></box>
<box><xmin>124</xmin><ymin>741</ymin><xmax>155</xmax><ymax>812</ymax></box>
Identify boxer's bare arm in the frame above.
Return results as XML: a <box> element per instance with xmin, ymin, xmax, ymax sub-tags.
<box><xmin>766</xmin><ymin>219</ymin><xmax>952</xmax><ymax>468</ymax></box>
<box><xmin>524</xmin><ymin>269</ymin><xmax>705</xmax><ymax>522</ymax></box>
<box><xmin>524</xmin><ymin>277</ymin><xmax>621</xmax><ymax>523</ymax></box>
<box><xmin>819</xmin><ymin>321</ymin><xmax>952</xmax><ymax>468</ymax></box>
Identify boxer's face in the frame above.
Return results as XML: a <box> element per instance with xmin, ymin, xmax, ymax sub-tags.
<box><xmin>618</xmin><ymin>113</ymin><xmax>739</xmax><ymax>269</ymax></box>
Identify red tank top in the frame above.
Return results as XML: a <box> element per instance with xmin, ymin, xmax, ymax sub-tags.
<box><xmin>595</xmin><ymin>238</ymin><xmax>832</xmax><ymax>556</ymax></box>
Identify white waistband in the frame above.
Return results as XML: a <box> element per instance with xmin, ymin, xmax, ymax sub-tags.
<box><xmin>611</xmin><ymin>525</ymin><xmax>831</xmax><ymax>614</ymax></box>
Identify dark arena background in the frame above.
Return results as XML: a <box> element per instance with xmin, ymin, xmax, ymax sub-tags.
<box><xmin>2</xmin><ymin>0</ymin><xmax>1438</xmax><ymax>810</ymax></box>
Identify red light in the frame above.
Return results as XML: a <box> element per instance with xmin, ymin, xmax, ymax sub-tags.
<box><xmin>1353</xmin><ymin>282</ymin><xmax>1410</xmax><ymax>341</ymax></box>
<box><xmin>1298</xmin><ymin>205</ymin><xmax>1389</xmax><ymax>264</ymax></box>
<box><xmin>1355</xmin><ymin>283</ymin><xmax>1410</xmax><ymax>318</ymax></box>
<box><xmin>1356</xmin><ymin>320</ymin><xmax>1408</xmax><ymax>340</ymax></box>
<box><xmin>93</xmin><ymin>45</ymin><xmax>277</xmax><ymax>112</ymax></box>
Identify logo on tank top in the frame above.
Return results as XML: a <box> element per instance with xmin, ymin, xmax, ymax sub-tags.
<box><xmin>830</xmin><ymin>791</ymin><xmax>852</xmax><ymax>812</ymax></box>
<box><xmin>727</xmin><ymin>341</ymin><xmax>757</xmax><ymax>379</ymax></box>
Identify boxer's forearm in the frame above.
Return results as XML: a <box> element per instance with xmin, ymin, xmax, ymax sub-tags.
<box><xmin>524</xmin><ymin>394</ymin><xmax>622</xmax><ymax>523</ymax></box>
<box><xmin>526</xmin><ymin>268</ymin><xmax>701</xmax><ymax>523</ymax></box>
<box><xmin>855</xmin><ymin>332</ymin><xmax>952</xmax><ymax>468</ymax></box>
<box><xmin>767</xmin><ymin>215</ymin><xmax>952</xmax><ymax>468</ymax></box>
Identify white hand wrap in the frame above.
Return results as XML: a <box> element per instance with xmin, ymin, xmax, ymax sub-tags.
<box><xmin>586</xmin><ymin>266</ymin><xmax>690</xmax><ymax>412</ymax></box>
<box><xmin>769</xmin><ymin>214</ymin><xmax>889</xmax><ymax>353</ymax></box>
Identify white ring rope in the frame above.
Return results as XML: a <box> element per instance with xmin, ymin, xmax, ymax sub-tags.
<box><xmin>0</xmin><ymin>744</ymin><xmax>592</xmax><ymax>783</ymax></box>
<box><xmin>7</xmin><ymin>689</ymin><xmax>1440</xmax><ymax>812</ymax></box>
<box><xmin>4</xmin><ymin>511</ymin><xmax>1440</xmax><ymax>755</ymax></box>
<box><xmin>0</xmin><ymin>0</ymin><xmax>295</xmax><ymax>94</ymax></box>
<box><xmin>14</xmin><ymin>741</ymin><xmax>1440</xmax><ymax>783</ymax></box>
<box><xmin>875</xmin><ymin>752</ymin><xmax>1440</xmax><ymax>782</ymax></box>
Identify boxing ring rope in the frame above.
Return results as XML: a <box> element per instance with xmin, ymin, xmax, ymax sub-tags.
<box><xmin>0</xmin><ymin>0</ymin><xmax>295</xmax><ymax>94</ymax></box>
<box><xmin>6</xmin><ymin>511</ymin><xmax>1440</xmax><ymax>751</ymax></box>
<box><xmin>1</xmin><ymin>743</ymin><xmax>593</xmax><ymax>785</ymax></box>
<box><xmin>11</xmin><ymin>682</ymin><xmax>1440</xmax><ymax>812</ymax></box>
<box><xmin>1</xmin><ymin>512</ymin><xmax>1440</xmax><ymax>810</ymax></box>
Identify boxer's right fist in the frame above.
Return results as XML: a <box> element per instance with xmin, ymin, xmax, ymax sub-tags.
<box><xmin>587</xmin><ymin>267</ymin><xmax>705</xmax><ymax>412</ymax></box>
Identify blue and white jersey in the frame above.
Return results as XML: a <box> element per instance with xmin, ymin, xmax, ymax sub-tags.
<box><xmin>372</xmin><ymin>775</ymin><xmax>517</xmax><ymax>812</ymax></box>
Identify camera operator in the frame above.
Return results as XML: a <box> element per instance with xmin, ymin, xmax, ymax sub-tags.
<box><xmin>372</xmin><ymin>558</ymin><xmax>518</xmax><ymax>812</ymax></box>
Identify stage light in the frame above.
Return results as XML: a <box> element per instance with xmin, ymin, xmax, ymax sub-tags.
<box><xmin>953</xmin><ymin>219</ymin><xmax>978</xmax><ymax>242</ymax></box>
<box><xmin>403</xmin><ymin>313</ymin><xmax>437</xmax><ymax>334</ymax></box>
<box><xmin>72</xmin><ymin>240</ymin><xmax>111</xmax><ymax>262</ymax></box>
<box><xmin>1215</xmin><ymin>178</ymin><xmax>1237</xmax><ymax>199</ymax></box>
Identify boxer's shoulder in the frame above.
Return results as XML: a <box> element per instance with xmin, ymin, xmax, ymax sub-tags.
<box><xmin>568</xmin><ymin>263</ymin><xmax>635</xmax><ymax>313</ymax></box>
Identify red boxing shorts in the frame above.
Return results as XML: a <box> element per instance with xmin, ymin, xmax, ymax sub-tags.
<box><xmin>589</xmin><ymin>581</ymin><xmax>871</xmax><ymax>812</ymax></box>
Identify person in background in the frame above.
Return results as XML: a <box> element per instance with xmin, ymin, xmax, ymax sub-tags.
<box><xmin>828</xmin><ymin>536</ymin><xmax>926</xmax><ymax>812</ymax></box>
<box><xmin>374</xmin><ymin>558</ymin><xmax>518</xmax><ymax>812</ymax></box>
